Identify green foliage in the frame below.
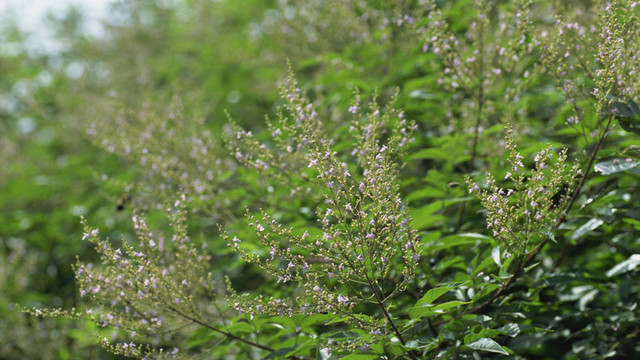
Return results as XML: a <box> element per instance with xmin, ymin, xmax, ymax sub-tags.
<box><xmin>2</xmin><ymin>0</ymin><xmax>640</xmax><ymax>359</ymax></box>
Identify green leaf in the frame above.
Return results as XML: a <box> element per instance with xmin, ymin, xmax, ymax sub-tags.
<box><xmin>466</xmin><ymin>338</ymin><xmax>509</xmax><ymax>355</ymax></box>
<box><xmin>617</xmin><ymin>118</ymin><xmax>640</xmax><ymax>135</ymax></box>
<box><xmin>407</xmin><ymin>301</ymin><xmax>468</xmax><ymax>320</ymax></box>
<box><xmin>606</xmin><ymin>254</ymin><xmax>640</xmax><ymax>277</ymax></box>
<box><xmin>410</xmin><ymin>148</ymin><xmax>455</xmax><ymax>160</ymax></box>
<box><xmin>613</xmin><ymin>99</ymin><xmax>640</xmax><ymax>134</ymax></box>
<box><xmin>285</xmin><ymin>341</ymin><xmax>315</xmax><ymax>356</ymax></box>
<box><xmin>340</xmin><ymin>355</ymin><xmax>379</xmax><ymax>360</ymax></box>
<box><xmin>408</xmin><ymin>89</ymin><xmax>439</xmax><ymax>100</ymax></box>
<box><xmin>570</xmin><ymin>218</ymin><xmax>603</xmax><ymax>240</ymax></box>
<box><xmin>612</xmin><ymin>101</ymin><xmax>636</xmax><ymax>118</ymax></box>
<box><xmin>594</xmin><ymin>159</ymin><xmax>640</xmax><ymax>175</ymax></box>
<box><xmin>491</xmin><ymin>246</ymin><xmax>502</xmax><ymax>267</ymax></box>
<box><xmin>428</xmin><ymin>233</ymin><xmax>489</xmax><ymax>252</ymax></box>
<box><xmin>432</xmin><ymin>301</ymin><xmax>470</xmax><ymax>311</ymax></box>
<box><xmin>417</xmin><ymin>287</ymin><xmax>452</xmax><ymax>306</ymax></box>
<box><xmin>472</xmin><ymin>256</ymin><xmax>495</xmax><ymax>276</ymax></box>
<box><xmin>498</xmin><ymin>323</ymin><xmax>521</xmax><ymax>337</ymax></box>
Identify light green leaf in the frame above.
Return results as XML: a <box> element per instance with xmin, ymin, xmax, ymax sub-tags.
<box><xmin>417</xmin><ymin>287</ymin><xmax>452</xmax><ymax>306</ymax></box>
<box><xmin>570</xmin><ymin>218</ymin><xmax>603</xmax><ymax>240</ymax></box>
<box><xmin>606</xmin><ymin>254</ymin><xmax>640</xmax><ymax>277</ymax></box>
<box><xmin>499</xmin><ymin>323</ymin><xmax>521</xmax><ymax>337</ymax></box>
<box><xmin>429</xmin><ymin>233</ymin><xmax>489</xmax><ymax>252</ymax></box>
<box><xmin>492</xmin><ymin>246</ymin><xmax>502</xmax><ymax>267</ymax></box>
<box><xmin>432</xmin><ymin>300</ymin><xmax>469</xmax><ymax>311</ymax></box>
<box><xmin>410</xmin><ymin>148</ymin><xmax>454</xmax><ymax>160</ymax></box>
<box><xmin>339</xmin><ymin>354</ymin><xmax>378</xmax><ymax>360</ymax></box>
<box><xmin>466</xmin><ymin>338</ymin><xmax>509</xmax><ymax>355</ymax></box>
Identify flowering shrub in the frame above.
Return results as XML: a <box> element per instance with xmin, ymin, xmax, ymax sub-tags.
<box><xmin>226</xmin><ymin>75</ymin><xmax>420</xmax><ymax>353</ymax></box>
<box><xmin>7</xmin><ymin>0</ymin><xmax>640</xmax><ymax>359</ymax></box>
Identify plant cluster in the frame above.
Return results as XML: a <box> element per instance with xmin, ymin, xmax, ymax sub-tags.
<box><xmin>3</xmin><ymin>0</ymin><xmax>640</xmax><ymax>359</ymax></box>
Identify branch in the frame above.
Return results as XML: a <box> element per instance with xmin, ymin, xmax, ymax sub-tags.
<box><xmin>167</xmin><ymin>306</ymin><xmax>274</xmax><ymax>352</ymax></box>
<box><xmin>365</xmin><ymin>275</ymin><xmax>419</xmax><ymax>360</ymax></box>
<box><xmin>434</xmin><ymin>113</ymin><xmax>615</xmax><ymax>327</ymax></box>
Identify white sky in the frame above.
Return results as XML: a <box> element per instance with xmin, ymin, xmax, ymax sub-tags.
<box><xmin>1</xmin><ymin>0</ymin><xmax>114</xmax><ymax>54</ymax></box>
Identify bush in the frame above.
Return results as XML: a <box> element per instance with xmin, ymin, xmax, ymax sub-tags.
<box><xmin>3</xmin><ymin>0</ymin><xmax>640</xmax><ymax>359</ymax></box>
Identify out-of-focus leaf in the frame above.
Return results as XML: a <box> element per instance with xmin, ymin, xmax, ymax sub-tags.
<box><xmin>492</xmin><ymin>246</ymin><xmax>502</xmax><ymax>267</ymax></box>
<box><xmin>409</xmin><ymin>89</ymin><xmax>439</xmax><ymax>99</ymax></box>
<box><xmin>606</xmin><ymin>254</ymin><xmax>640</xmax><ymax>277</ymax></box>
<box><xmin>465</xmin><ymin>338</ymin><xmax>509</xmax><ymax>355</ymax></box>
<box><xmin>594</xmin><ymin>159</ymin><xmax>640</xmax><ymax>174</ymax></box>
<box><xmin>570</xmin><ymin>218</ymin><xmax>603</xmax><ymax>240</ymax></box>
<box><xmin>427</xmin><ymin>233</ymin><xmax>487</xmax><ymax>251</ymax></box>
<box><xmin>613</xmin><ymin>100</ymin><xmax>640</xmax><ymax>134</ymax></box>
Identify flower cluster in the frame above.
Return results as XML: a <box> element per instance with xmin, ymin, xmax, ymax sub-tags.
<box><xmin>538</xmin><ymin>0</ymin><xmax>640</xmax><ymax>132</ymax></box>
<box><xmin>259</xmin><ymin>0</ymin><xmax>424</xmax><ymax>63</ymax></box>
<box><xmin>422</xmin><ymin>0</ymin><xmax>533</xmax><ymax>118</ymax></box>
<box><xmin>70</xmin><ymin>197</ymin><xmax>217</xmax><ymax>359</ymax></box>
<box><xmin>85</xmin><ymin>95</ymin><xmax>234</xmax><ymax>217</ymax></box>
<box><xmin>467</xmin><ymin>127</ymin><xmax>580</xmax><ymax>255</ymax></box>
<box><xmin>418</xmin><ymin>0</ymin><xmax>536</xmax><ymax>172</ymax></box>
<box><xmin>225</xmin><ymin>77</ymin><xmax>420</xmax><ymax>351</ymax></box>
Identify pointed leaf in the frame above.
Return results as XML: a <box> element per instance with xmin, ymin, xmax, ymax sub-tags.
<box><xmin>492</xmin><ymin>246</ymin><xmax>502</xmax><ymax>267</ymax></box>
<box><xmin>499</xmin><ymin>323</ymin><xmax>521</xmax><ymax>337</ymax></box>
<box><xmin>466</xmin><ymin>338</ymin><xmax>509</xmax><ymax>355</ymax></box>
<box><xmin>417</xmin><ymin>287</ymin><xmax>452</xmax><ymax>306</ymax></box>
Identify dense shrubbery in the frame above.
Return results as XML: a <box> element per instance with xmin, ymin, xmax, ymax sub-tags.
<box><xmin>2</xmin><ymin>0</ymin><xmax>640</xmax><ymax>359</ymax></box>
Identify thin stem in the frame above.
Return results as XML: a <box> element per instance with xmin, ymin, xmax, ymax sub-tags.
<box><xmin>434</xmin><ymin>113</ymin><xmax>615</xmax><ymax>327</ymax></box>
<box><xmin>364</xmin><ymin>274</ymin><xmax>418</xmax><ymax>360</ymax></box>
<box><xmin>455</xmin><ymin>16</ymin><xmax>485</xmax><ymax>233</ymax></box>
<box><xmin>552</xmin><ymin>114</ymin><xmax>614</xmax><ymax>270</ymax></box>
<box><xmin>167</xmin><ymin>306</ymin><xmax>274</xmax><ymax>352</ymax></box>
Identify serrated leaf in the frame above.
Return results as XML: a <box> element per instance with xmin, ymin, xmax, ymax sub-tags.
<box><xmin>466</xmin><ymin>338</ymin><xmax>509</xmax><ymax>355</ymax></box>
<box><xmin>606</xmin><ymin>254</ymin><xmax>640</xmax><ymax>277</ymax></box>
<box><xmin>594</xmin><ymin>159</ymin><xmax>640</xmax><ymax>175</ymax></box>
